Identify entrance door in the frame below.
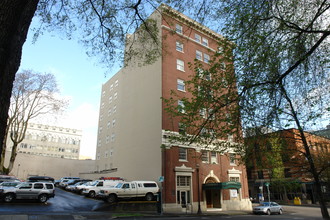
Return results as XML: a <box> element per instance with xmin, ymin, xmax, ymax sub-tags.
<box><xmin>205</xmin><ymin>189</ymin><xmax>221</xmax><ymax>208</ymax></box>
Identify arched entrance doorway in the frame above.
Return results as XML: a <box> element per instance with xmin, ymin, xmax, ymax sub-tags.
<box><xmin>204</xmin><ymin>177</ymin><xmax>221</xmax><ymax>209</ymax></box>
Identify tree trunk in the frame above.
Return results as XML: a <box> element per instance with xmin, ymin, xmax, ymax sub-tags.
<box><xmin>6</xmin><ymin>142</ymin><xmax>19</xmax><ymax>174</ymax></box>
<box><xmin>0</xmin><ymin>0</ymin><xmax>39</xmax><ymax>167</ymax></box>
<box><xmin>280</xmin><ymin>84</ymin><xmax>330</xmax><ymax>219</ymax></box>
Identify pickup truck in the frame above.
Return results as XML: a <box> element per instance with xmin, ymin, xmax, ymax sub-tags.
<box><xmin>97</xmin><ymin>181</ymin><xmax>159</xmax><ymax>203</ymax></box>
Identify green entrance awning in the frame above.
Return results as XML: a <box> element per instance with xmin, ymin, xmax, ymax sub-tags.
<box><xmin>202</xmin><ymin>181</ymin><xmax>241</xmax><ymax>190</ymax></box>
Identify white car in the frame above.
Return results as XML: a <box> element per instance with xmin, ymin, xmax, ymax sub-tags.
<box><xmin>253</xmin><ymin>202</ymin><xmax>283</xmax><ymax>215</ymax></box>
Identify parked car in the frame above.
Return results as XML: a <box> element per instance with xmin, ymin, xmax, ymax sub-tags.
<box><xmin>0</xmin><ymin>175</ymin><xmax>20</xmax><ymax>183</ymax></box>
<box><xmin>75</xmin><ymin>181</ymin><xmax>93</xmax><ymax>194</ymax></box>
<box><xmin>0</xmin><ymin>182</ymin><xmax>55</xmax><ymax>203</ymax></box>
<box><xmin>0</xmin><ymin>182</ymin><xmax>21</xmax><ymax>188</ymax></box>
<box><xmin>27</xmin><ymin>176</ymin><xmax>54</xmax><ymax>183</ymax></box>
<box><xmin>82</xmin><ymin>180</ymin><xmax>123</xmax><ymax>198</ymax></box>
<box><xmin>253</xmin><ymin>202</ymin><xmax>283</xmax><ymax>215</ymax></box>
<box><xmin>65</xmin><ymin>179</ymin><xmax>92</xmax><ymax>191</ymax></box>
<box><xmin>58</xmin><ymin>177</ymin><xmax>80</xmax><ymax>188</ymax></box>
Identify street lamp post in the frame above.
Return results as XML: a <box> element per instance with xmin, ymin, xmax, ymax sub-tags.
<box><xmin>16</xmin><ymin>164</ymin><xmax>20</xmax><ymax>178</ymax></box>
<box><xmin>196</xmin><ymin>163</ymin><xmax>202</xmax><ymax>214</ymax></box>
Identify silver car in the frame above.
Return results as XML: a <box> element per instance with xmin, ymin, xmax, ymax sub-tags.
<box><xmin>253</xmin><ymin>202</ymin><xmax>283</xmax><ymax>215</ymax></box>
<box><xmin>0</xmin><ymin>182</ymin><xmax>55</xmax><ymax>203</ymax></box>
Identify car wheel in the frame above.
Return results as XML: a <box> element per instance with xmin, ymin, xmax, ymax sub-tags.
<box><xmin>88</xmin><ymin>191</ymin><xmax>96</xmax><ymax>198</ymax></box>
<box><xmin>267</xmin><ymin>209</ymin><xmax>271</xmax><ymax>215</ymax></box>
<box><xmin>107</xmin><ymin>194</ymin><xmax>117</xmax><ymax>203</ymax></box>
<box><xmin>39</xmin><ymin>194</ymin><xmax>48</xmax><ymax>203</ymax></box>
<box><xmin>145</xmin><ymin>193</ymin><xmax>154</xmax><ymax>201</ymax></box>
<box><xmin>4</xmin><ymin>193</ymin><xmax>14</xmax><ymax>203</ymax></box>
<box><xmin>279</xmin><ymin>209</ymin><xmax>283</xmax><ymax>215</ymax></box>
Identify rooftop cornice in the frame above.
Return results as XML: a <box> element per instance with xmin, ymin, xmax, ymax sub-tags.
<box><xmin>159</xmin><ymin>4</ymin><xmax>226</xmax><ymax>42</ymax></box>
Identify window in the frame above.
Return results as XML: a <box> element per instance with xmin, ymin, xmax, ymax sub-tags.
<box><xmin>178</xmin><ymin>100</ymin><xmax>185</xmax><ymax>113</ymax></box>
<box><xmin>204</xmin><ymin>53</ymin><xmax>210</xmax><ymax>63</ymax></box>
<box><xmin>230</xmin><ymin>177</ymin><xmax>240</xmax><ymax>182</ymax></box>
<box><xmin>110</xmin><ymin>84</ymin><xmax>113</xmax><ymax>91</ymax></box>
<box><xmin>109</xmin><ymin>96</ymin><xmax>113</xmax><ymax>103</ymax></box>
<box><xmin>257</xmin><ymin>170</ymin><xmax>264</xmax><ymax>179</ymax></box>
<box><xmin>34</xmin><ymin>183</ymin><xmax>44</xmax><ymax>189</ymax></box>
<box><xmin>195</xmin><ymin>34</ymin><xmax>201</xmax><ymax>43</ymax></box>
<box><xmin>176</xmin><ymin>41</ymin><xmax>183</xmax><ymax>52</ymax></box>
<box><xmin>177</xmin><ymin>79</ymin><xmax>185</xmax><ymax>92</ymax></box>
<box><xmin>177</xmin><ymin>176</ymin><xmax>190</xmax><ymax>187</ymax></box>
<box><xmin>211</xmin><ymin>152</ymin><xmax>217</xmax><ymax>164</ymax></box>
<box><xmin>228</xmin><ymin>134</ymin><xmax>234</xmax><ymax>142</ymax></box>
<box><xmin>284</xmin><ymin>168</ymin><xmax>292</xmax><ymax>178</ymax></box>
<box><xmin>196</xmin><ymin>50</ymin><xmax>202</xmax><ymax>60</ymax></box>
<box><xmin>105</xmin><ymin>151</ymin><xmax>108</xmax><ymax>158</ymax></box>
<box><xmin>179</xmin><ymin>148</ymin><xmax>187</xmax><ymax>161</ymax></box>
<box><xmin>114</xmin><ymin>92</ymin><xmax>118</xmax><ymax>99</ymax></box>
<box><xmin>111</xmin><ymin>133</ymin><xmax>115</xmax><ymax>141</ymax></box>
<box><xmin>112</xmin><ymin>119</ymin><xmax>116</xmax><ymax>127</ymax></box>
<box><xmin>229</xmin><ymin>153</ymin><xmax>236</xmax><ymax>164</ymax></box>
<box><xmin>201</xmin><ymin>151</ymin><xmax>209</xmax><ymax>163</ymax></box>
<box><xmin>115</xmin><ymin>79</ymin><xmax>119</xmax><ymax>87</ymax></box>
<box><xmin>176</xmin><ymin>59</ymin><xmax>184</xmax><ymax>71</ymax></box>
<box><xmin>178</xmin><ymin>123</ymin><xmax>186</xmax><ymax>134</ymax></box>
<box><xmin>202</xmin><ymin>37</ymin><xmax>208</xmax><ymax>46</ymax></box>
<box><xmin>176</xmin><ymin>24</ymin><xmax>182</xmax><ymax>34</ymax></box>
<box><xmin>106</xmin><ymin>135</ymin><xmax>110</xmax><ymax>143</ymax></box>
<box><xmin>144</xmin><ymin>183</ymin><xmax>157</xmax><ymax>187</ymax></box>
<box><xmin>200</xmin><ymin>108</ymin><xmax>206</xmax><ymax>118</ymax></box>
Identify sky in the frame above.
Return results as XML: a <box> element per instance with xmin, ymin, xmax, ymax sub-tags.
<box><xmin>19</xmin><ymin>21</ymin><xmax>116</xmax><ymax>160</ymax></box>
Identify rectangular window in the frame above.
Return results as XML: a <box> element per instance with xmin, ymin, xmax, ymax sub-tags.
<box><xmin>177</xmin><ymin>79</ymin><xmax>185</xmax><ymax>92</ymax></box>
<box><xmin>176</xmin><ymin>24</ymin><xmax>182</xmax><ymax>34</ymax></box>
<box><xmin>179</xmin><ymin>148</ymin><xmax>187</xmax><ymax>161</ymax></box>
<box><xmin>202</xmin><ymin>37</ymin><xmax>208</xmax><ymax>46</ymax></box>
<box><xmin>177</xmin><ymin>176</ymin><xmax>191</xmax><ymax>187</ymax></box>
<box><xmin>230</xmin><ymin>177</ymin><xmax>240</xmax><ymax>182</ymax></box>
<box><xmin>177</xmin><ymin>59</ymin><xmax>184</xmax><ymax>71</ymax></box>
<box><xmin>211</xmin><ymin>151</ymin><xmax>217</xmax><ymax>164</ymax></box>
<box><xmin>115</xmin><ymin>79</ymin><xmax>119</xmax><ymax>87</ymax></box>
<box><xmin>204</xmin><ymin>53</ymin><xmax>210</xmax><ymax>63</ymax></box>
<box><xmin>178</xmin><ymin>122</ymin><xmax>186</xmax><ymax>134</ymax></box>
<box><xmin>196</xmin><ymin>50</ymin><xmax>202</xmax><ymax>60</ymax></box>
<box><xmin>201</xmin><ymin>151</ymin><xmax>209</xmax><ymax>163</ymax></box>
<box><xmin>176</xmin><ymin>41</ymin><xmax>183</xmax><ymax>52</ymax></box>
<box><xmin>199</xmin><ymin>108</ymin><xmax>206</xmax><ymax>118</ymax></box>
<box><xmin>229</xmin><ymin>153</ymin><xmax>236</xmax><ymax>164</ymax></box>
<box><xmin>195</xmin><ymin>34</ymin><xmax>201</xmax><ymax>43</ymax></box>
<box><xmin>178</xmin><ymin>100</ymin><xmax>185</xmax><ymax>113</ymax></box>
<box><xmin>257</xmin><ymin>170</ymin><xmax>264</xmax><ymax>179</ymax></box>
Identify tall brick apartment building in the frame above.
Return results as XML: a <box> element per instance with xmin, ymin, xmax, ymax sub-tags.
<box><xmin>91</xmin><ymin>4</ymin><xmax>251</xmax><ymax>213</ymax></box>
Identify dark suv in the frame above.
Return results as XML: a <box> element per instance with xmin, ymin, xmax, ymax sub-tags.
<box><xmin>0</xmin><ymin>182</ymin><xmax>55</xmax><ymax>203</ymax></box>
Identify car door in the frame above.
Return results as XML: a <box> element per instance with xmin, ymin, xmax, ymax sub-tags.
<box><xmin>32</xmin><ymin>183</ymin><xmax>44</xmax><ymax>199</ymax></box>
<box><xmin>16</xmin><ymin>183</ymin><xmax>33</xmax><ymax>199</ymax></box>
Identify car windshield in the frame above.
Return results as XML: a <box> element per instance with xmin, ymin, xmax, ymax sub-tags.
<box><xmin>262</xmin><ymin>202</ymin><xmax>271</xmax><ymax>206</ymax></box>
<box><xmin>115</xmin><ymin>183</ymin><xmax>123</xmax><ymax>188</ymax></box>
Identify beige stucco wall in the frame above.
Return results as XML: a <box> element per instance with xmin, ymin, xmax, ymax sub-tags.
<box><xmin>5</xmin><ymin>151</ymin><xmax>94</xmax><ymax>180</ymax></box>
<box><xmin>92</xmin><ymin>11</ymin><xmax>163</xmax><ymax>182</ymax></box>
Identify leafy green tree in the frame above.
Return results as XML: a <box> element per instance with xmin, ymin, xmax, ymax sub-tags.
<box><xmin>216</xmin><ymin>1</ymin><xmax>329</xmax><ymax>218</ymax></box>
<box><xmin>1</xmin><ymin>70</ymin><xmax>67</xmax><ymax>174</ymax></box>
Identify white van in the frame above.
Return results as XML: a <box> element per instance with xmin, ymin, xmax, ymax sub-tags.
<box><xmin>82</xmin><ymin>180</ymin><xmax>123</xmax><ymax>198</ymax></box>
